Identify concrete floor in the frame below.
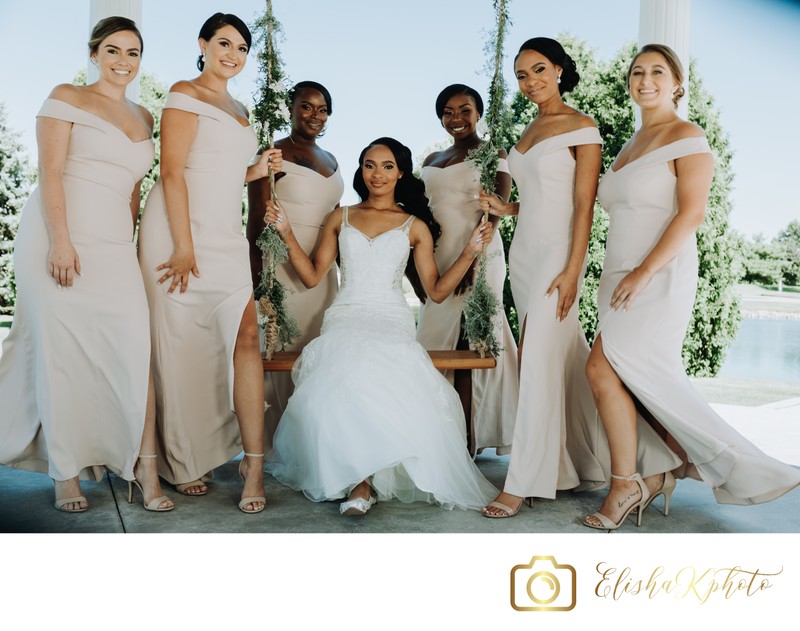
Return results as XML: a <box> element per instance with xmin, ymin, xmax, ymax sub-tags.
<box><xmin>2</xmin><ymin>446</ymin><xmax>798</xmax><ymax>534</ymax></box>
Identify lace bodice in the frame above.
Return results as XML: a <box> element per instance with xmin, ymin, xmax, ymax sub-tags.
<box><xmin>334</xmin><ymin>207</ymin><xmax>414</xmax><ymax>308</ymax></box>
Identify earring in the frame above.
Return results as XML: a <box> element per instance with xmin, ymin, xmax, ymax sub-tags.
<box><xmin>557</xmin><ymin>75</ymin><xmax>562</xmax><ymax>84</ymax></box>
<box><xmin>202</xmin><ymin>53</ymin><xmax>206</xmax><ymax>61</ymax></box>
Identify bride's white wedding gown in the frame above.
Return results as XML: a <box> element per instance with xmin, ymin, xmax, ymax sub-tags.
<box><xmin>266</xmin><ymin>207</ymin><xmax>498</xmax><ymax>510</ymax></box>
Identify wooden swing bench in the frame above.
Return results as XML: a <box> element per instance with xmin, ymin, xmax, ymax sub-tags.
<box><xmin>263</xmin><ymin>350</ymin><xmax>496</xmax><ymax>454</ymax></box>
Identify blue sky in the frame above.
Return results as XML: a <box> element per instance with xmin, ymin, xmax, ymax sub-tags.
<box><xmin>1</xmin><ymin>0</ymin><xmax>798</xmax><ymax>239</ymax></box>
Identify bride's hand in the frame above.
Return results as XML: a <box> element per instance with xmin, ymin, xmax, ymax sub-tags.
<box><xmin>264</xmin><ymin>200</ymin><xmax>292</xmax><ymax>238</ymax></box>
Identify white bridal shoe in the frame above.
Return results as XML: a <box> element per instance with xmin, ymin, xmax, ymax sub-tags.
<box><xmin>339</xmin><ymin>494</ymin><xmax>377</xmax><ymax>516</ymax></box>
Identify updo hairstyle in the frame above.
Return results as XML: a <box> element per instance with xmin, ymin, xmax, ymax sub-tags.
<box><xmin>88</xmin><ymin>16</ymin><xmax>143</xmax><ymax>56</ymax></box>
<box><xmin>434</xmin><ymin>84</ymin><xmax>484</xmax><ymax>119</ymax></box>
<box><xmin>515</xmin><ymin>37</ymin><xmax>579</xmax><ymax>94</ymax></box>
<box><xmin>196</xmin><ymin>13</ymin><xmax>252</xmax><ymax>71</ymax></box>
<box><xmin>627</xmin><ymin>43</ymin><xmax>686</xmax><ymax>107</ymax></box>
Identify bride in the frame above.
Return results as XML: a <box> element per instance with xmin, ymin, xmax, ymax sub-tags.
<box><xmin>264</xmin><ymin>137</ymin><xmax>498</xmax><ymax>515</ymax></box>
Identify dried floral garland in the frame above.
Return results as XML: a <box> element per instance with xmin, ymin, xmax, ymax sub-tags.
<box><xmin>252</xmin><ymin>0</ymin><xmax>299</xmax><ymax>357</ymax></box>
<box><xmin>463</xmin><ymin>0</ymin><xmax>511</xmax><ymax>358</ymax></box>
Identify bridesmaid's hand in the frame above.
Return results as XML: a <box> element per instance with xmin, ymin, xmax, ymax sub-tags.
<box><xmin>546</xmin><ymin>270</ymin><xmax>579</xmax><ymax>321</ymax></box>
<box><xmin>264</xmin><ymin>200</ymin><xmax>292</xmax><ymax>238</ymax></box>
<box><xmin>610</xmin><ymin>266</ymin><xmax>653</xmax><ymax>312</ymax></box>
<box><xmin>478</xmin><ymin>189</ymin><xmax>508</xmax><ymax>217</ymax></box>
<box><xmin>156</xmin><ymin>247</ymin><xmax>200</xmax><ymax>294</ymax></box>
<box><xmin>465</xmin><ymin>217</ymin><xmax>491</xmax><ymax>258</ymax></box>
<box><xmin>48</xmin><ymin>239</ymin><xmax>81</xmax><ymax>287</ymax></box>
<box><xmin>251</xmin><ymin>148</ymin><xmax>283</xmax><ymax>180</ymax></box>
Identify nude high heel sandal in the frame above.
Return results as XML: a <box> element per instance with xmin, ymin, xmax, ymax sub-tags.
<box><xmin>640</xmin><ymin>471</ymin><xmax>676</xmax><ymax>517</ymax></box>
<box><xmin>582</xmin><ymin>472</ymin><xmax>650</xmax><ymax>531</ymax></box>
<box><xmin>128</xmin><ymin>455</ymin><xmax>174</xmax><ymax>512</ymax></box>
<box><xmin>238</xmin><ymin>452</ymin><xmax>267</xmax><ymax>514</ymax></box>
<box><xmin>481</xmin><ymin>496</ymin><xmax>534</xmax><ymax>518</ymax></box>
<box><xmin>53</xmin><ymin>479</ymin><xmax>88</xmax><ymax>513</ymax></box>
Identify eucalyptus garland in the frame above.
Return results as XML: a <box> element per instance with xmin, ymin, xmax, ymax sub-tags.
<box><xmin>252</xmin><ymin>1</ymin><xmax>291</xmax><ymax>146</ymax></box>
<box><xmin>463</xmin><ymin>0</ymin><xmax>511</xmax><ymax>358</ymax></box>
<box><xmin>251</xmin><ymin>0</ymin><xmax>299</xmax><ymax>355</ymax></box>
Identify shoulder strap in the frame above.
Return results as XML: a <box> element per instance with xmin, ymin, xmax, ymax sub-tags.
<box><xmin>655</xmin><ymin>136</ymin><xmax>712</xmax><ymax>163</ymax></box>
<box><xmin>37</xmin><ymin>99</ymin><xmax>102</xmax><ymax>129</ymax></box>
<box><xmin>341</xmin><ymin>205</ymin><xmax>350</xmax><ymax>229</ymax></box>
<box><xmin>164</xmin><ymin>92</ymin><xmax>218</xmax><ymax>119</ymax></box>
<box><xmin>401</xmin><ymin>214</ymin><xmax>415</xmax><ymax>234</ymax></box>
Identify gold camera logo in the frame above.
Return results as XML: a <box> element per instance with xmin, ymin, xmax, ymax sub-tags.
<box><xmin>510</xmin><ymin>556</ymin><xmax>577</xmax><ymax>611</ymax></box>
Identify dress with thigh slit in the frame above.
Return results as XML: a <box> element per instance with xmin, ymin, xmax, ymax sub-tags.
<box><xmin>138</xmin><ymin>92</ymin><xmax>258</xmax><ymax>486</ymax></box>
<box><xmin>504</xmin><ymin>127</ymin><xmax>679</xmax><ymax>500</ymax></box>
<box><xmin>597</xmin><ymin>136</ymin><xmax>800</xmax><ymax>504</ymax></box>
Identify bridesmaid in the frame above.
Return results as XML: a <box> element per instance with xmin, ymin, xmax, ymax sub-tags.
<box><xmin>0</xmin><ymin>17</ymin><xmax>172</xmax><ymax>512</ymax></box>
<box><xmin>417</xmin><ymin>84</ymin><xmax>518</xmax><ymax>452</ymax></box>
<box><xmin>247</xmin><ymin>81</ymin><xmax>343</xmax><ymax>448</ymax></box>
<box><xmin>583</xmin><ymin>44</ymin><xmax>800</xmax><ymax>530</ymax></box>
<box><xmin>479</xmin><ymin>37</ymin><xmax>622</xmax><ymax>517</ymax></box>
<box><xmin>138</xmin><ymin>13</ymin><xmax>281</xmax><ymax>513</ymax></box>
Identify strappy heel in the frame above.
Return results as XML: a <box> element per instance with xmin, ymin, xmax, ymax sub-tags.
<box><xmin>481</xmin><ymin>495</ymin><xmax>534</xmax><ymax>518</ymax></box>
<box><xmin>175</xmin><ymin>480</ymin><xmax>208</xmax><ymax>496</ymax></box>
<box><xmin>582</xmin><ymin>472</ymin><xmax>650</xmax><ymax>531</ymax></box>
<box><xmin>640</xmin><ymin>471</ymin><xmax>676</xmax><ymax>517</ymax></box>
<box><xmin>128</xmin><ymin>455</ymin><xmax>174</xmax><ymax>512</ymax></box>
<box><xmin>238</xmin><ymin>452</ymin><xmax>266</xmax><ymax>514</ymax></box>
<box><xmin>53</xmin><ymin>478</ymin><xmax>88</xmax><ymax>513</ymax></box>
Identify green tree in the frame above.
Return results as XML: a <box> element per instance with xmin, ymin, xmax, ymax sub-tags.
<box><xmin>136</xmin><ymin>72</ymin><xmax>168</xmax><ymax>213</ymax></box>
<box><xmin>498</xmin><ymin>36</ymin><xmax>741</xmax><ymax>376</ymax></box>
<box><xmin>683</xmin><ymin>59</ymin><xmax>742</xmax><ymax>375</ymax></box>
<box><xmin>740</xmin><ymin>233</ymin><xmax>786</xmax><ymax>285</ymax></box>
<box><xmin>775</xmin><ymin>220</ymin><xmax>800</xmax><ymax>286</ymax></box>
<box><xmin>0</xmin><ymin>103</ymin><xmax>35</xmax><ymax>315</ymax></box>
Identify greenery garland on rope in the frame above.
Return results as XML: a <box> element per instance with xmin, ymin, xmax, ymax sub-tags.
<box><xmin>252</xmin><ymin>0</ymin><xmax>300</xmax><ymax>358</ymax></box>
<box><xmin>463</xmin><ymin>0</ymin><xmax>511</xmax><ymax>358</ymax></box>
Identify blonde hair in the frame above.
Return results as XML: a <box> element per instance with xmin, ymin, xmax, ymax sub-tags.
<box><xmin>627</xmin><ymin>43</ymin><xmax>685</xmax><ymax>107</ymax></box>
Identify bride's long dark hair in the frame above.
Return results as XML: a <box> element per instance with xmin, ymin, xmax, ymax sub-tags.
<box><xmin>352</xmin><ymin>137</ymin><xmax>440</xmax><ymax>301</ymax></box>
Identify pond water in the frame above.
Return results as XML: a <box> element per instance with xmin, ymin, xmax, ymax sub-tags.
<box><xmin>718</xmin><ymin>318</ymin><xmax>800</xmax><ymax>382</ymax></box>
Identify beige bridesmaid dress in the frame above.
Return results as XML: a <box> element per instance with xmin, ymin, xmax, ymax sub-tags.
<box><xmin>504</xmin><ymin>127</ymin><xmax>679</xmax><ymax>500</ymax></box>
<box><xmin>0</xmin><ymin>99</ymin><xmax>153</xmax><ymax>482</ymax></box>
<box><xmin>263</xmin><ymin>161</ymin><xmax>343</xmax><ymax>445</ymax></box>
<box><xmin>597</xmin><ymin>136</ymin><xmax>800</xmax><ymax>504</ymax></box>
<box><xmin>138</xmin><ymin>92</ymin><xmax>258</xmax><ymax>487</ymax></box>
<box><xmin>417</xmin><ymin>159</ymin><xmax>518</xmax><ymax>451</ymax></box>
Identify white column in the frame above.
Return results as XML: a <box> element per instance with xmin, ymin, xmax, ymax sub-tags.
<box><xmin>638</xmin><ymin>0</ymin><xmax>691</xmax><ymax>121</ymax></box>
<box><xmin>88</xmin><ymin>0</ymin><xmax>143</xmax><ymax>102</ymax></box>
